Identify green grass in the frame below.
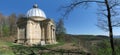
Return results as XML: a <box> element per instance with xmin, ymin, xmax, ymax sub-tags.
<box><xmin>0</xmin><ymin>41</ymin><xmax>15</xmax><ymax>46</ymax></box>
<box><xmin>0</xmin><ymin>35</ymin><xmax>119</xmax><ymax>55</ymax></box>
<box><xmin>0</xmin><ymin>48</ymin><xmax>14</xmax><ymax>55</ymax></box>
<box><xmin>0</xmin><ymin>41</ymin><xmax>15</xmax><ymax>55</ymax></box>
<box><xmin>0</xmin><ymin>40</ymin><xmax>65</xmax><ymax>55</ymax></box>
<box><xmin>42</xmin><ymin>41</ymin><xmax>64</xmax><ymax>48</ymax></box>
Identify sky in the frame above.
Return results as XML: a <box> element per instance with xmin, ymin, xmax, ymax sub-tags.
<box><xmin>0</xmin><ymin>0</ymin><xmax>120</xmax><ymax>35</ymax></box>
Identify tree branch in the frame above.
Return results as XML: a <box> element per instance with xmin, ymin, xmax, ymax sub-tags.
<box><xmin>62</xmin><ymin>0</ymin><xmax>105</xmax><ymax>18</ymax></box>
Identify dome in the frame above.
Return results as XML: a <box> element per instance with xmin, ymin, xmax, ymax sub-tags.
<box><xmin>26</xmin><ymin>4</ymin><xmax>46</xmax><ymax>18</ymax></box>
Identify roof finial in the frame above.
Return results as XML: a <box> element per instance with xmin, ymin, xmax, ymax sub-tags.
<box><xmin>33</xmin><ymin>4</ymin><xmax>38</xmax><ymax>8</ymax></box>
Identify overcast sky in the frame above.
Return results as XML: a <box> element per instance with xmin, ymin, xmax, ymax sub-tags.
<box><xmin>0</xmin><ymin>0</ymin><xmax>120</xmax><ymax>35</ymax></box>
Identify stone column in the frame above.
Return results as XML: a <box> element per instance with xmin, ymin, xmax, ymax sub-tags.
<box><xmin>41</xmin><ymin>25</ymin><xmax>45</xmax><ymax>41</ymax></box>
<box><xmin>43</xmin><ymin>28</ymin><xmax>45</xmax><ymax>41</ymax></box>
<box><xmin>44</xmin><ymin>23</ymin><xmax>47</xmax><ymax>44</ymax></box>
<box><xmin>41</xmin><ymin>24</ymin><xmax>43</xmax><ymax>41</ymax></box>
<box><xmin>50</xmin><ymin>26</ymin><xmax>52</xmax><ymax>44</ymax></box>
<box><xmin>49</xmin><ymin>25</ymin><xmax>52</xmax><ymax>44</ymax></box>
<box><xmin>38</xmin><ymin>23</ymin><xmax>41</xmax><ymax>42</ymax></box>
<box><xmin>41</xmin><ymin>25</ymin><xmax>45</xmax><ymax>45</ymax></box>
<box><xmin>51</xmin><ymin>26</ymin><xmax>54</xmax><ymax>44</ymax></box>
<box><xmin>53</xmin><ymin>28</ymin><xmax>56</xmax><ymax>43</ymax></box>
<box><xmin>17</xmin><ymin>27</ymin><xmax>20</xmax><ymax>43</ymax></box>
<box><xmin>26</xmin><ymin>20</ymin><xmax>32</xmax><ymax>45</ymax></box>
<box><xmin>52</xmin><ymin>28</ymin><xmax>54</xmax><ymax>43</ymax></box>
<box><xmin>46</xmin><ymin>23</ymin><xmax>50</xmax><ymax>44</ymax></box>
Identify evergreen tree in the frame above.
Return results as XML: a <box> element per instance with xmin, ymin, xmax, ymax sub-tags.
<box><xmin>56</xmin><ymin>19</ymin><xmax>66</xmax><ymax>41</ymax></box>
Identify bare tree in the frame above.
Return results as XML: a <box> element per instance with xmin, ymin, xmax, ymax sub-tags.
<box><xmin>61</xmin><ymin>0</ymin><xmax>120</xmax><ymax>55</ymax></box>
<box><xmin>9</xmin><ymin>13</ymin><xmax>17</xmax><ymax>36</ymax></box>
<box><xmin>97</xmin><ymin>0</ymin><xmax>120</xmax><ymax>31</ymax></box>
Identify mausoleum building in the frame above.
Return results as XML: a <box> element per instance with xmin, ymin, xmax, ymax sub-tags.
<box><xmin>17</xmin><ymin>4</ymin><xmax>57</xmax><ymax>46</ymax></box>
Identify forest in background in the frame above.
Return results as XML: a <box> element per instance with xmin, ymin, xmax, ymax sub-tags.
<box><xmin>0</xmin><ymin>13</ymin><xmax>17</xmax><ymax>37</ymax></box>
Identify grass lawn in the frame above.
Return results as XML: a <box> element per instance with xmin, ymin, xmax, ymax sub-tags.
<box><xmin>0</xmin><ymin>41</ymin><xmax>15</xmax><ymax>55</ymax></box>
<box><xmin>0</xmin><ymin>40</ymin><xmax>65</xmax><ymax>55</ymax></box>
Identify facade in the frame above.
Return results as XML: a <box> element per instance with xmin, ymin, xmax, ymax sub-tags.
<box><xmin>17</xmin><ymin>4</ymin><xmax>57</xmax><ymax>46</ymax></box>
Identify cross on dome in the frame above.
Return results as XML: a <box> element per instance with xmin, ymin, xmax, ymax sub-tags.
<box><xmin>33</xmin><ymin>4</ymin><xmax>38</xmax><ymax>8</ymax></box>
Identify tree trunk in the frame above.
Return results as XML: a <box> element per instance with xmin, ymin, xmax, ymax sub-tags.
<box><xmin>104</xmin><ymin>0</ymin><xmax>115</xmax><ymax>55</ymax></box>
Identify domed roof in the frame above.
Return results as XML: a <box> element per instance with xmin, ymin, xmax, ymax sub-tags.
<box><xmin>26</xmin><ymin>4</ymin><xmax>46</xmax><ymax>18</ymax></box>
